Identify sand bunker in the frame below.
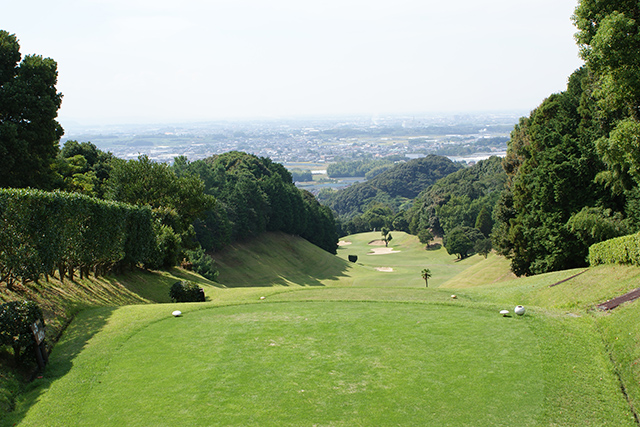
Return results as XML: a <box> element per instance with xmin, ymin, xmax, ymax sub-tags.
<box><xmin>368</xmin><ymin>247</ymin><xmax>401</xmax><ymax>255</ymax></box>
<box><xmin>368</xmin><ymin>239</ymin><xmax>387</xmax><ymax>246</ymax></box>
<box><xmin>375</xmin><ymin>267</ymin><xmax>394</xmax><ymax>272</ymax></box>
<box><xmin>338</xmin><ymin>240</ymin><xmax>352</xmax><ymax>246</ymax></box>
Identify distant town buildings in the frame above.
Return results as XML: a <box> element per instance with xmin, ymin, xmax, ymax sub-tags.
<box><xmin>61</xmin><ymin>113</ymin><xmax>520</xmax><ymax>165</ymax></box>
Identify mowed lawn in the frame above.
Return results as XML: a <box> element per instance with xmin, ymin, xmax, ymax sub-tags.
<box><xmin>4</xmin><ymin>232</ymin><xmax>638</xmax><ymax>426</ymax></box>
<box><xmin>14</xmin><ymin>301</ymin><xmax>547</xmax><ymax>426</ymax></box>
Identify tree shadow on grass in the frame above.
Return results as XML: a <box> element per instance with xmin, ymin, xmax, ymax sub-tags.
<box><xmin>216</xmin><ymin>256</ymin><xmax>354</xmax><ymax>288</ymax></box>
<box><xmin>425</xmin><ymin>243</ymin><xmax>442</xmax><ymax>251</ymax></box>
<box><xmin>3</xmin><ymin>306</ymin><xmax>114</xmax><ymax>426</ymax></box>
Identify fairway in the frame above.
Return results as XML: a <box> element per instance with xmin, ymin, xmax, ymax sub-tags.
<box><xmin>16</xmin><ymin>302</ymin><xmax>543</xmax><ymax>426</ymax></box>
<box><xmin>6</xmin><ymin>232</ymin><xmax>639</xmax><ymax>426</ymax></box>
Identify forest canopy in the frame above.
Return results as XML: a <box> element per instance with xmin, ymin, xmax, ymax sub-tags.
<box><xmin>492</xmin><ymin>0</ymin><xmax>640</xmax><ymax>275</ymax></box>
<box><xmin>0</xmin><ymin>31</ymin><xmax>338</xmax><ymax>279</ymax></box>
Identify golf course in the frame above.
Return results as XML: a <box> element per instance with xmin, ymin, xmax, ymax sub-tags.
<box><xmin>4</xmin><ymin>231</ymin><xmax>640</xmax><ymax>426</ymax></box>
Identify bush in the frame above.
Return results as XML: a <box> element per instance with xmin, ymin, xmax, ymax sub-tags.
<box><xmin>148</xmin><ymin>225</ymin><xmax>181</xmax><ymax>269</ymax></box>
<box><xmin>185</xmin><ymin>247</ymin><xmax>219</xmax><ymax>281</ymax></box>
<box><xmin>169</xmin><ymin>281</ymin><xmax>205</xmax><ymax>303</ymax></box>
<box><xmin>589</xmin><ymin>232</ymin><xmax>640</xmax><ymax>266</ymax></box>
<box><xmin>0</xmin><ymin>300</ymin><xmax>44</xmax><ymax>364</ymax></box>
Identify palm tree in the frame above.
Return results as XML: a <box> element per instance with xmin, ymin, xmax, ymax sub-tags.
<box><xmin>421</xmin><ymin>268</ymin><xmax>432</xmax><ymax>287</ymax></box>
<box><xmin>381</xmin><ymin>227</ymin><xmax>392</xmax><ymax>247</ymax></box>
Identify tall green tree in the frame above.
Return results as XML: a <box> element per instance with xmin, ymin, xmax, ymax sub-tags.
<box><xmin>491</xmin><ymin>0</ymin><xmax>640</xmax><ymax>276</ymax></box>
<box><xmin>574</xmin><ymin>1</ymin><xmax>640</xmax><ymax>190</ymax></box>
<box><xmin>0</xmin><ymin>30</ymin><xmax>63</xmax><ymax>189</ymax></box>
<box><xmin>475</xmin><ymin>205</ymin><xmax>492</xmax><ymax>237</ymax></box>
<box><xmin>105</xmin><ymin>155</ymin><xmax>214</xmax><ymax>266</ymax></box>
<box><xmin>381</xmin><ymin>227</ymin><xmax>392</xmax><ymax>247</ymax></box>
<box><xmin>444</xmin><ymin>227</ymin><xmax>474</xmax><ymax>259</ymax></box>
<box><xmin>493</xmin><ymin>67</ymin><xmax>627</xmax><ymax>275</ymax></box>
<box><xmin>56</xmin><ymin>140</ymin><xmax>114</xmax><ymax>197</ymax></box>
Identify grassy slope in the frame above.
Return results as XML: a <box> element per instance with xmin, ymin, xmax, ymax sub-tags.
<box><xmin>3</xmin><ymin>231</ymin><xmax>640</xmax><ymax>425</ymax></box>
<box><xmin>213</xmin><ymin>232</ymin><xmax>353</xmax><ymax>287</ymax></box>
<box><xmin>0</xmin><ymin>265</ymin><xmax>221</xmax><ymax>415</ymax></box>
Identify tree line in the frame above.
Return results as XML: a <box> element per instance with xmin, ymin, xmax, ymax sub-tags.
<box><xmin>324</xmin><ymin>0</ymin><xmax>640</xmax><ymax>272</ymax></box>
<box><xmin>326</xmin><ymin>156</ymin><xmax>406</xmax><ymax>179</ymax></box>
<box><xmin>492</xmin><ymin>0</ymin><xmax>640</xmax><ymax>275</ymax></box>
<box><xmin>0</xmin><ymin>30</ymin><xmax>337</xmax><ymax>287</ymax></box>
<box><xmin>323</xmin><ymin>155</ymin><xmax>503</xmax><ymax>260</ymax></box>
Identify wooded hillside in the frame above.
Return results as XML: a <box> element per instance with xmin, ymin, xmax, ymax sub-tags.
<box><xmin>321</xmin><ymin>155</ymin><xmax>462</xmax><ymax>219</ymax></box>
<box><xmin>493</xmin><ymin>0</ymin><xmax>640</xmax><ymax>276</ymax></box>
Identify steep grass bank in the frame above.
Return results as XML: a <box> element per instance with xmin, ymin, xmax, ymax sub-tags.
<box><xmin>0</xmin><ymin>266</ymin><xmax>219</xmax><ymax>418</ymax></box>
<box><xmin>212</xmin><ymin>232</ymin><xmax>352</xmax><ymax>287</ymax></box>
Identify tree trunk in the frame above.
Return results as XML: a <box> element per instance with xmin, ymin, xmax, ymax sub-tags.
<box><xmin>58</xmin><ymin>264</ymin><xmax>65</xmax><ymax>282</ymax></box>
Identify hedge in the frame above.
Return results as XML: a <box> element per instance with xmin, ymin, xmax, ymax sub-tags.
<box><xmin>588</xmin><ymin>232</ymin><xmax>640</xmax><ymax>266</ymax></box>
<box><xmin>0</xmin><ymin>188</ymin><xmax>156</xmax><ymax>287</ymax></box>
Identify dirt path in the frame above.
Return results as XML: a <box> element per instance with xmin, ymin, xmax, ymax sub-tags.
<box><xmin>549</xmin><ymin>269</ymin><xmax>588</xmax><ymax>287</ymax></box>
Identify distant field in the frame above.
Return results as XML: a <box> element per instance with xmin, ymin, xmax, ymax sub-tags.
<box><xmin>5</xmin><ymin>232</ymin><xmax>640</xmax><ymax>426</ymax></box>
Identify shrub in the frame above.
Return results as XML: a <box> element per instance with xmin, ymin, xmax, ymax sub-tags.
<box><xmin>185</xmin><ymin>247</ymin><xmax>219</xmax><ymax>281</ymax></box>
<box><xmin>348</xmin><ymin>255</ymin><xmax>358</xmax><ymax>263</ymax></box>
<box><xmin>588</xmin><ymin>232</ymin><xmax>640</xmax><ymax>266</ymax></box>
<box><xmin>169</xmin><ymin>281</ymin><xmax>205</xmax><ymax>303</ymax></box>
<box><xmin>148</xmin><ymin>225</ymin><xmax>181</xmax><ymax>269</ymax></box>
<box><xmin>0</xmin><ymin>300</ymin><xmax>44</xmax><ymax>364</ymax></box>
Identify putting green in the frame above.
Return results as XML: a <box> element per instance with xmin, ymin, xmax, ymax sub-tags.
<box><xmin>28</xmin><ymin>302</ymin><xmax>544</xmax><ymax>426</ymax></box>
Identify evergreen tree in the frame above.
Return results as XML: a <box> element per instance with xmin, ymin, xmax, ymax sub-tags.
<box><xmin>575</xmin><ymin>0</ymin><xmax>640</xmax><ymax>191</ymax></box>
<box><xmin>475</xmin><ymin>205</ymin><xmax>492</xmax><ymax>237</ymax></box>
<box><xmin>0</xmin><ymin>31</ymin><xmax>63</xmax><ymax>189</ymax></box>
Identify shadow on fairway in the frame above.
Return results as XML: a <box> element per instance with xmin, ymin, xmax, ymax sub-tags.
<box><xmin>4</xmin><ymin>306</ymin><xmax>114</xmax><ymax>426</ymax></box>
<box><xmin>217</xmin><ymin>256</ymin><xmax>353</xmax><ymax>288</ymax></box>
<box><xmin>213</xmin><ymin>233</ymin><xmax>355</xmax><ymax>288</ymax></box>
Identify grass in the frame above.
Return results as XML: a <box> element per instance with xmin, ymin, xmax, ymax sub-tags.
<box><xmin>3</xmin><ymin>231</ymin><xmax>640</xmax><ymax>426</ymax></box>
<box><xmin>11</xmin><ymin>302</ymin><xmax>547</xmax><ymax>426</ymax></box>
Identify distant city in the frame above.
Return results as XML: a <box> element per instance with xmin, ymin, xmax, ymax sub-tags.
<box><xmin>61</xmin><ymin>112</ymin><xmax>523</xmax><ymax>166</ymax></box>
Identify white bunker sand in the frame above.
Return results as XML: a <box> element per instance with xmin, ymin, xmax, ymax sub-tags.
<box><xmin>367</xmin><ymin>240</ymin><xmax>400</xmax><ymax>271</ymax></box>
<box><xmin>338</xmin><ymin>240</ymin><xmax>352</xmax><ymax>246</ymax></box>
<box><xmin>368</xmin><ymin>247</ymin><xmax>401</xmax><ymax>255</ymax></box>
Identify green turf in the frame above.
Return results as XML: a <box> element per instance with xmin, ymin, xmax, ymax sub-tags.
<box><xmin>12</xmin><ymin>302</ymin><xmax>548</xmax><ymax>426</ymax></box>
<box><xmin>4</xmin><ymin>232</ymin><xmax>640</xmax><ymax>426</ymax></box>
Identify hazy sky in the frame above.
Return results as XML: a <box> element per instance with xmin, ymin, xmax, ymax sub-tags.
<box><xmin>5</xmin><ymin>0</ymin><xmax>583</xmax><ymax>126</ymax></box>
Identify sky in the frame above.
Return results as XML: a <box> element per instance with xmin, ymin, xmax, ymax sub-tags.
<box><xmin>4</xmin><ymin>0</ymin><xmax>584</xmax><ymax>127</ymax></box>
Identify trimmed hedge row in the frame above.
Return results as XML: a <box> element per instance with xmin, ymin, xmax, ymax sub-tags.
<box><xmin>0</xmin><ymin>188</ymin><xmax>156</xmax><ymax>287</ymax></box>
<box><xmin>588</xmin><ymin>232</ymin><xmax>640</xmax><ymax>266</ymax></box>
